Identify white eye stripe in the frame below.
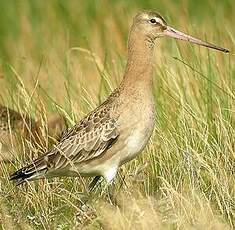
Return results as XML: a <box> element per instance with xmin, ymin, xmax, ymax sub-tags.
<box><xmin>154</xmin><ymin>17</ymin><xmax>163</xmax><ymax>24</ymax></box>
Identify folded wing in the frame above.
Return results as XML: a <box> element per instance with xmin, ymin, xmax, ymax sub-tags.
<box><xmin>10</xmin><ymin>106</ymin><xmax>119</xmax><ymax>184</ymax></box>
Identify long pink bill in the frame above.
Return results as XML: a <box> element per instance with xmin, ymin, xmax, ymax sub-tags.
<box><xmin>164</xmin><ymin>26</ymin><xmax>229</xmax><ymax>53</ymax></box>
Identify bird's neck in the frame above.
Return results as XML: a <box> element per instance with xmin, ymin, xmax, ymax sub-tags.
<box><xmin>121</xmin><ymin>27</ymin><xmax>155</xmax><ymax>91</ymax></box>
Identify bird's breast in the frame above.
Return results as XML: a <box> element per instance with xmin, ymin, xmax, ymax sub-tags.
<box><xmin>118</xmin><ymin>98</ymin><xmax>155</xmax><ymax>165</ymax></box>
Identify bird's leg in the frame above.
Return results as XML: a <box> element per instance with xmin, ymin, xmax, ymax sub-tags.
<box><xmin>88</xmin><ymin>176</ymin><xmax>101</xmax><ymax>193</ymax></box>
<box><xmin>103</xmin><ymin>172</ymin><xmax>126</xmax><ymax>205</ymax></box>
<box><xmin>78</xmin><ymin>176</ymin><xmax>101</xmax><ymax>208</ymax></box>
<box><xmin>99</xmin><ymin>180</ymin><xmax>118</xmax><ymax>206</ymax></box>
<box><xmin>99</xmin><ymin>167</ymin><xmax>118</xmax><ymax>205</ymax></box>
<box><xmin>117</xmin><ymin>171</ymin><xmax>127</xmax><ymax>191</ymax></box>
<box><xmin>107</xmin><ymin>182</ymin><xmax>117</xmax><ymax>206</ymax></box>
<box><xmin>99</xmin><ymin>181</ymin><xmax>111</xmax><ymax>200</ymax></box>
<box><xmin>76</xmin><ymin>176</ymin><xmax>101</xmax><ymax>223</ymax></box>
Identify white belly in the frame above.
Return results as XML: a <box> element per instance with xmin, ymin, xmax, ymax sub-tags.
<box><xmin>120</xmin><ymin>122</ymin><xmax>154</xmax><ymax>165</ymax></box>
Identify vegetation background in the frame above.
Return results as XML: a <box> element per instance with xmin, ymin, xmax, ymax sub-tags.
<box><xmin>0</xmin><ymin>0</ymin><xmax>234</xmax><ymax>229</ymax></box>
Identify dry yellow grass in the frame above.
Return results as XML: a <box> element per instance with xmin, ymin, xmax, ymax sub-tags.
<box><xmin>0</xmin><ymin>0</ymin><xmax>234</xmax><ymax>229</ymax></box>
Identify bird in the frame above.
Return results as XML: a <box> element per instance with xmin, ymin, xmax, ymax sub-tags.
<box><xmin>0</xmin><ymin>105</ymin><xmax>66</xmax><ymax>162</ymax></box>
<box><xmin>10</xmin><ymin>11</ymin><xmax>229</xmax><ymax>187</ymax></box>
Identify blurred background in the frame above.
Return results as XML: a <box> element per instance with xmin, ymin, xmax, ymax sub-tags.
<box><xmin>0</xmin><ymin>0</ymin><xmax>234</xmax><ymax>229</ymax></box>
<box><xmin>0</xmin><ymin>0</ymin><xmax>233</xmax><ymax>116</ymax></box>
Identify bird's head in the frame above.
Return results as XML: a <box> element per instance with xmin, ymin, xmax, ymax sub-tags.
<box><xmin>132</xmin><ymin>11</ymin><xmax>229</xmax><ymax>53</ymax></box>
<box><xmin>133</xmin><ymin>11</ymin><xmax>167</xmax><ymax>39</ymax></box>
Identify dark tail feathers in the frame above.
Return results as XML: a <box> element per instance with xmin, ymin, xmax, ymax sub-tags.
<box><xmin>10</xmin><ymin>157</ymin><xmax>48</xmax><ymax>185</ymax></box>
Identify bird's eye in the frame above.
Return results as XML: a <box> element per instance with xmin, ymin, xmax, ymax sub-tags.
<box><xmin>149</xmin><ymin>18</ymin><xmax>157</xmax><ymax>24</ymax></box>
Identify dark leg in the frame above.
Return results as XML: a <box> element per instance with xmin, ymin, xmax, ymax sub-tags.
<box><xmin>107</xmin><ymin>183</ymin><xmax>118</xmax><ymax>206</ymax></box>
<box><xmin>117</xmin><ymin>171</ymin><xmax>127</xmax><ymax>191</ymax></box>
<box><xmin>76</xmin><ymin>176</ymin><xmax>101</xmax><ymax>225</ymax></box>
<box><xmin>88</xmin><ymin>176</ymin><xmax>101</xmax><ymax>192</ymax></box>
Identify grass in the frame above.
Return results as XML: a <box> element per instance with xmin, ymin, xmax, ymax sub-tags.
<box><xmin>0</xmin><ymin>0</ymin><xmax>234</xmax><ymax>229</ymax></box>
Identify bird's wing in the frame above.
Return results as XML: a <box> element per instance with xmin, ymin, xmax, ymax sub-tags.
<box><xmin>10</xmin><ymin>105</ymin><xmax>119</xmax><ymax>183</ymax></box>
<box><xmin>49</xmin><ymin>113</ymin><xmax>119</xmax><ymax>169</ymax></box>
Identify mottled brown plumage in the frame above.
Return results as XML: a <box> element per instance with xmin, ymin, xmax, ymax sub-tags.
<box><xmin>10</xmin><ymin>11</ymin><xmax>228</xmax><ymax>186</ymax></box>
<box><xmin>0</xmin><ymin>105</ymin><xmax>37</xmax><ymax>133</ymax></box>
<box><xmin>0</xmin><ymin>105</ymin><xmax>66</xmax><ymax>162</ymax></box>
<box><xmin>0</xmin><ymin>105</ymin><xmax>40</xmax><ymax>162</ymax></box>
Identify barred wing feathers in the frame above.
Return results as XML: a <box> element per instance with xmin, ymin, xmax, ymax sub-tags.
<box><xmin>10</xmin><ymin>106</ymin><xmax>119</xmax><ymax>184</ymax></box>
